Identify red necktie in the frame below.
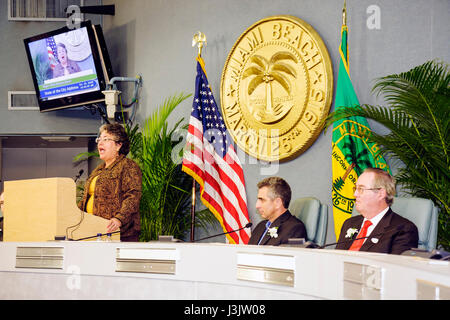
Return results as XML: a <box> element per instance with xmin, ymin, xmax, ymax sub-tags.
<box><xmin>349</xmin><ymin>220</ymin><xmax>372</xmax><ymax>251</ymax></box>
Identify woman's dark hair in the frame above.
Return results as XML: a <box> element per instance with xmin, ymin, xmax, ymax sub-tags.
<box><xmin>99</xmin><ymin>123</ymin><xmax>130</xmax><ymax>155</ymax></box>
<box><xmin>56</xmin><ymin>43</ymin><xmax>67</xmax><ymax>53</ymax></box>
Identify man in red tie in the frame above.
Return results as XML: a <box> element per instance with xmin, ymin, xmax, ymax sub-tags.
<box><xmin>336</xmin><ymin>168</ymin><xmax>418</xmax><ymax>254</ymax></box>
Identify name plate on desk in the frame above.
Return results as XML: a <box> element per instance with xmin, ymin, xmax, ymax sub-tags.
<box><xmin>15</xmin><ymin>246</ymin><xmax>64</xmax><ymax>269</ymax></box>
<box><xmin>115</xmin><ymin>248</ymin><xmax>179</xmax><ymax>275</ymax></box>
<box><xmin>343</xmin><ymin>262</ymin><xmax>384</xmax><ymax>299</ymax></box>
<box><xmin>236</xmin><ymin>253</ymin><xmax>295</xmax><ymax>287</ymax></box>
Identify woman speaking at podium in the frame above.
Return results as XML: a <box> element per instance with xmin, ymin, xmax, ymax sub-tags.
<box><xmin>78</xmin><ymin>123</ymin><xmax>142</xmax><ymax>242</ymax></box>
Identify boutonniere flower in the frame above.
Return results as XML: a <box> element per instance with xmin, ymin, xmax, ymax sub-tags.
<box><xmin>345</xmin><ymin>228</ymin><xmax>359</xmax><ymax>239</ymax></box>
<box><xmin>268</xmin><ymin>227</ymin><xmax>279</xmax><ymax>238</ymax></box>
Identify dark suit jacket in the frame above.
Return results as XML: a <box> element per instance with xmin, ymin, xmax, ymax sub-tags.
<box><xmin>248</xmin><ymin>210</ymin><xmax>307</xmax><ymax>246</ymax></box>
<box><xmin>78</xmin><ymin>154</ymin><xmax>142</xmax><ymax>240</ymax></box>
<box><xmin>336</xmin><ymin>208</ymin><xmax>418</xmax><ymax>254</ymax></box>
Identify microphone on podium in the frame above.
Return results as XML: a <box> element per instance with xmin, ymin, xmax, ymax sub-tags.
<box><xmin>68</xmin><ymin>230</ymin><xmax>120</xmax><ymax>241</ymax></box>
<box><xmin>193</xmin><ymin>222</ymin><xmax>252</xmax><ymax>242</ymax></box>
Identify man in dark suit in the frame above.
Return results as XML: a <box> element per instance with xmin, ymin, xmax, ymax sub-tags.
<box><xmin>336</xmin><ymin>168</ymin><xmax>418</xmax><ymax>254</ymax></box>
<box><xmin>248</xmin><ymin>177</ymin><xmax>307</xmax><ymax>246</ymax></box>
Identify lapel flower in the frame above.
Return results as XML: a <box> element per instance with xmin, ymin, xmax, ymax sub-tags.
<box><xmin>345</xmin><ymin>228</ymin><xmax>359</xmax><ymax>238</ymax></box>
<box><xmin>268</xmin><ymin>227</ymin><xmax>279</xmax><ymax>238</ymax></box>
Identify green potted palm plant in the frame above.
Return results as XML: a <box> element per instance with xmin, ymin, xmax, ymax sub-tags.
<box><xmin>324</xmin><ymin>60</ymin><xmax>449</xmax><ymax>250</ymax></box>
<box><xmin>126</xmin><ymin>93</ymin><xmax>218</xmax><ymax>241</ymax></box>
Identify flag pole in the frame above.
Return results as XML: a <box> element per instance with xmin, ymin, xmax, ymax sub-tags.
<box><xmin>190</xmin><ymin>178</ymin><xmax>196</xmax><ymax>242</ymax></box>
<box><xmin>190</xmin><ymin>31</ymin><xmax>207</xmax><ymax>242</ymax></box>
<box><xmin>342</xmin><ymin>0</ymin><xmax>347</xmax><ymax>26</ymax></box>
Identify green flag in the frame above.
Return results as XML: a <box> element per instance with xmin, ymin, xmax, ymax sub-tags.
<box><xmin>331</xmin><ymin>23</ymin><xmax>390</xmax><ymax>239</ymax></box>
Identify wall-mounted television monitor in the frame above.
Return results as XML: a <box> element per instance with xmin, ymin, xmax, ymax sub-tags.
<box><xmin>24</xmin><ymin>21</ymin><xmax>113</xmax><ymax>112</ymax></box>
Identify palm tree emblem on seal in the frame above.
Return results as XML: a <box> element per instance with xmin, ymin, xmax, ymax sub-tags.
<box><xmin>242</xmin><ymin>51</ymin><xmax>298</xmax><ymax>123</ymax></box>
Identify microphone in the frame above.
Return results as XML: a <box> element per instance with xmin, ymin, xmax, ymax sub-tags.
<box><xmin>318</xmin><ymin>225</ymin><xmax>402</xmax><ymax>249</ymax></box>
<box><xmin>68</xmin><ymin>230</ymin><xmax>120</xmax><ymax>241</ymax></box>
<box><xmin>74</xmin><ymin>169</ymin><xmax>84</xmax><ymax>182</ymax></box>
<box><xmin>193</xmin><ymin>222</ymin><xmax>252</xmax><ymax>242</ymax></box>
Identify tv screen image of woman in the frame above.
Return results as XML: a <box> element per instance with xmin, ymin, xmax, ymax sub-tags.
<box><xmin>27</xmin><ymin>27</ymin><xmax>100</xmax><ymax>101</ymax></box>
<box><xmin>52</xmin><ymin>42</ymin><xmax>81</xmax><ymax>78</ymax></box>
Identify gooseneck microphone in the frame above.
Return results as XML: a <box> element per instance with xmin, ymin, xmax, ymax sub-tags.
<box><xmin>317</xmin><ymin>225</ymin><xmax>402</xmax><ymax>249</ymax></box>
<box><xmin>74</xmin><ymin>169</ymin><xmax>84</xmax><ymax>182</ymax></box>
<box><xmin>319</xmin><ymin>234</ymin><xmax>378</xmax><ymax>249</ymax></box>
<box><xmin>68</xmin><ymin>230</ymin><xmax>120</xmax><ymax>241</ymax></box>
<box><xmin>193</xmin><ymin>222</ymin><xmax>252</xmax><ymax>242</ymax></box>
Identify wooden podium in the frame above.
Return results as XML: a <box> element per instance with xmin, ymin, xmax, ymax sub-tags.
<box><xmin>3</xmin><ymin>177</ymin><xmax>120</xmax><ymax>241</ymax></box>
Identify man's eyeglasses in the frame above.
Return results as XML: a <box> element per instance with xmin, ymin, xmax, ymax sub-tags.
<box><xmin>353</xmin><ymin>186</ymin><xmax>382</xmax><ymax>193</ymax></box>
<box><xmin>95</xmin><ymin>137</ymin><xmax>118</xmax><ymax>144</ymax></box>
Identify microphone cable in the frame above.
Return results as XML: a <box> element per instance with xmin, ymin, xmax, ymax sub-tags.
<box><xmin>66</xmin><ymin>209</ymin><xmax>85</xmax><ymax>240</ymax></box>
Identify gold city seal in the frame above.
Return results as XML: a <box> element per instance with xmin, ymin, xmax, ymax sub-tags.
<box><xmin>220</xmin><ymin>15</ymin><xmax>333</xmax><ymax>162</ymax></box>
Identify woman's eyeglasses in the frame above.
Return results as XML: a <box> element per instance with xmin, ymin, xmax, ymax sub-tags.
<box><xmin>95</xmin><ymin>137</ymin><xmax>118</xmax><ymax>144</ymax></box>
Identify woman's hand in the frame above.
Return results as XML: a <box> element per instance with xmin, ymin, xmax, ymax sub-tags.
<box><xmin>106</xmin><ymin>217</ymin><xmax>122</xmax><ymax>233</ymax></box>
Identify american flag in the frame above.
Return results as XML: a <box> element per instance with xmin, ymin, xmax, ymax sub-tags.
<box><xmin>46</xmin><ymin>37</ymin><xmax>59</xmax><ymax>69</ymax></box>
<box><xmin>182</xmin><ymin>57</ymin><xmax>251</xmax><ymax>244</ymax></box>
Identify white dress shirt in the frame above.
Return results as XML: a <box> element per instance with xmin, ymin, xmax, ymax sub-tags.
<box><xmin>361</xmin><ymin>206</ymin><xmax>390</xmax><ymax>243</ymax></box>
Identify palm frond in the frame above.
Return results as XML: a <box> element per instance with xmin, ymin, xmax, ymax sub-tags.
<box><xmin>73</xmin><ymin>151</ymin><xmax>99</xmax><ymax>162</ymax></box>
<box><xmin>372</xmin><ymin>60</ymin><xmax>449</xmax><ymax>157</ymax></box>
<box><xmin>269</xmin><ymin>51</ymin><xmax>298</xmax><ymax>64</ymax></box>
<box><xmin>247</xmin><ymin>75</ymin><xmax>265</xmax><ymax>95</ymax></box>
<box><xmin>270</xmin><ymin>62</ymin><xmax>297</xmax><ymax>78</ymax></box>
<box><xmin>249</xmin><ymin>55</ymin><xmax>268</xmax><ymax>70</ymax></box>
<box><xmin>242</xmin><ymin>66</ymin><xmax>264</xmax><ymax>79</ymax></box>
<box><xmin>142</xmin><ymin>92</ymin><xmax>192</xmax><ymax>140</ymax></box>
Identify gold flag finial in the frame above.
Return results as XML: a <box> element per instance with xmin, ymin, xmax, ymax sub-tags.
<box><xmin>192</xmin><ymin>31</ymin><xmax>207</xmax><ymax>57</ymax></box>
<box><xmin>342</xmin><ymin>0</ymin><xmax>347</xmax><ymax>25</ymax></box>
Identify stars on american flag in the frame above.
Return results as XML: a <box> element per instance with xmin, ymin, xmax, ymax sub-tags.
<box><xmin>192</xmin><ymin>82</ymin><xmax>231</xmax><ymax>157</ymax></box>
